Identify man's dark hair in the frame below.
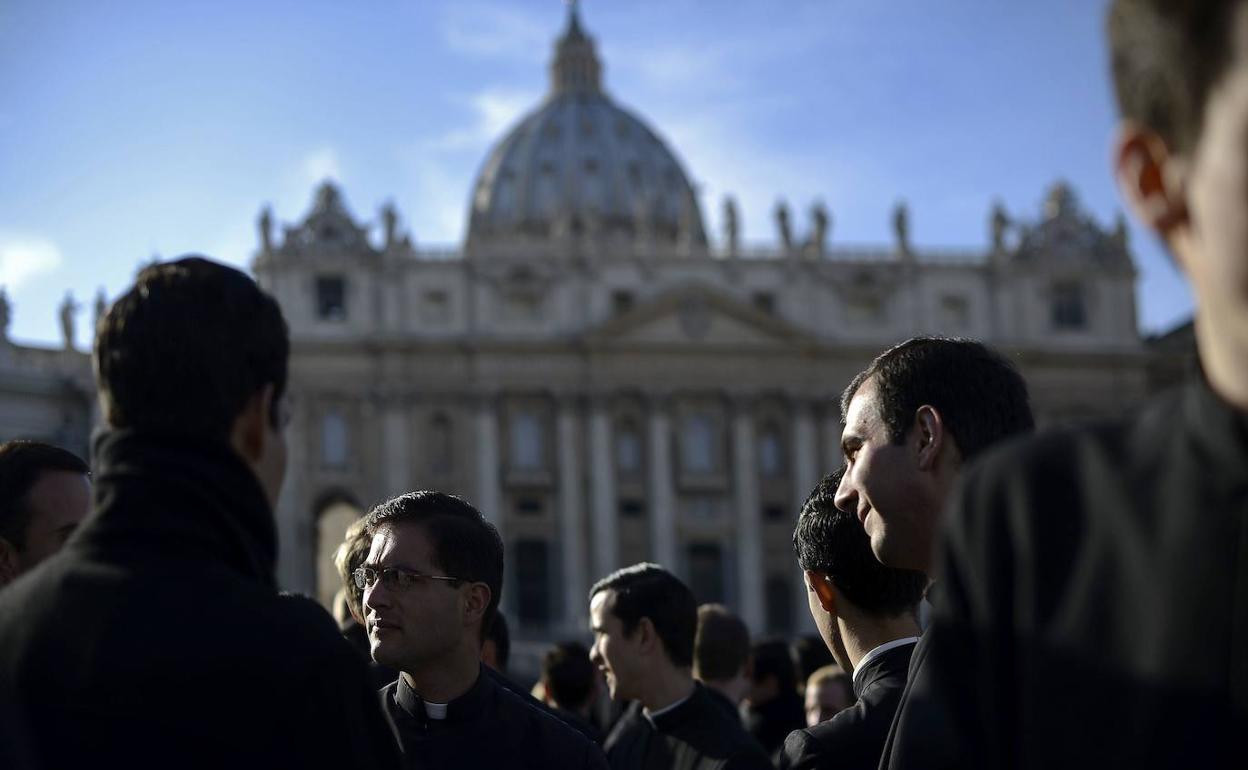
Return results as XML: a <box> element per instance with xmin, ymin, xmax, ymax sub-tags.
<box><xmin>589</xmin><ymin>563</ymin><xmax>697</xmax><ymax>668</ymax></box>
<box><xmin>365</xmin><ymin>491</ymin><xmax>503</xmax><ymax>642</ymax></box>
<box><xmin>486</xmin><ymin>610</ymin><xmax>511</xmax><ymax>671</ymax></box>
<box><xmin>841</xmin><ymin>337</ymin><xmax>1033</xmax><ymax>462</ymax></box>
<box><xmin>694</xmin><ymin>603</ymin><xmax>750</xmax><ymax>682</ymax></box>
<box><xmin>750</xmin><ymin>639</ymin><xmax>798</xmax><ymax>696</ymax></box>
<box><xmin>794</xmin><ymin>469</ymin><xmax>928</xmax><ymax>616</ymax></box>
<box><xmin>0</xmin><ymin>440</ymin><xmax>89</xmax><ymax>550</ymax></box>
<box><xmin>1108</xmin><ymin>0</ymin><xmax>1244</xmax><ymax>156</ymax></box>
<box><xmin>332</xmin><ymin>516</ymin><xmax>370</xmax><ymax>621</ymax></box>
<box><xmin>95</xmin><ymin>256</ymin><xmax>289</xmax><ymax>439</ymax></box>
<box><xmin>542</xmin><ymin>641</ymin><xmax>596</xmax><ymax>711</ymax></box>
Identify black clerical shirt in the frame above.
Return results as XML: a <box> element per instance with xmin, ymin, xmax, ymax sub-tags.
<box><xmin>603</xmin><ymin>684</ymin><xmax>772</xmax><ymax>770</ymax></box>
<box><xmin>889</xmin><ymin>376</ymin><xmax>1248</xmax><ymax>768</ymax></box>
<box><xmin>380</xmin><ymin>666</ymin><xmax>608</xmax><ymax>770</ymax></box>
<box><xmin>779</xmin><ymin>640</ymin><xmax>916</xmax><ymax>770</ymax></box>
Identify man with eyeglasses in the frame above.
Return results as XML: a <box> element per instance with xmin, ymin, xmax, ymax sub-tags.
<box><xmin>359</xmin><ymin>490</ymin><xmax>607</xmax><ymax>770</ymax></box>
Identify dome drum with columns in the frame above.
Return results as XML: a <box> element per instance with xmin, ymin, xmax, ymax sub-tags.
<box><xmin>248</xmin><ymin>5</ymin><xmax>1176</xmax><ymax>668</ymax></box>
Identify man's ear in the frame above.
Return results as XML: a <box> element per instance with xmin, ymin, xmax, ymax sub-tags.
<box><xmin>0</xmin><ymin>537</ymin><xmax>20</xmax><ymax>586</ymax></box>
<box><xmin>463</xmin><ymin>583</ymin><xmax>491</xmax><ymax>628</ymax></box>
<box><xmin>805</xmin><ymin>569</ymin><xmax>837</xmax><ymax>614</ymax></box>
<box><xmin>230</xmin><ymin>383</ymin><xmax>276</xmax><ymax>464</ymax></box>
<box><xmin>913</xmin><ymin>405</ymin><xmax>948</xmax><ymax>471</ymax></box>
<box><xmin>1114</xmin><ymin>123</ymin><xmax>1189</xmax><ymax>245</ymax></box>
<box><xmin>635</xmin><ymin>616</ymin><xmax>659</xmax><ymax>657</ymax></box>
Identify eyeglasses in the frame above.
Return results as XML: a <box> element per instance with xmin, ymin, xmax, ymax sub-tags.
<box><xmin>353</xmin><ymin>565</ymin><xmax>464</xmax><ymax>592</ymax></box>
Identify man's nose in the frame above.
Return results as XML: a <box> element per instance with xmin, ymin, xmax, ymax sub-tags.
<box><xmin>834</xmin><ymin>473</ymin><xmax>856</xmax><ymax>514</ymax></box>
<box><xmin>589</xmin><ymin>639</ymin><xmax>602</xmax><ymax>665</ymax></box>
<box><xmin>364</xmin><ymin>582</ymin><xmax>388</xmax><ymax>612</ymax></box>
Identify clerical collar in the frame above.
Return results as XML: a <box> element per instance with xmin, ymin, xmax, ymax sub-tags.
<box><xmin>424</xmin><ymin>701</ymin><xmax>449</xmax><ymax>720</ymax></box>
<box><xmin>643</xmin><ymin>689</ymin><xmax>695</xmax><ymax>725</ymax></box>
<box><xmin>853</xmin><ymin>637</ymin><xmax>920</xmax><ymax>692</ymax></box>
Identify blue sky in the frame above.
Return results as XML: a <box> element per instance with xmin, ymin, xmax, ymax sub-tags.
<box><xmin>0</xmin><ymin>0</ymin><xmax>1193</xmax><ymax>347</ymax></box>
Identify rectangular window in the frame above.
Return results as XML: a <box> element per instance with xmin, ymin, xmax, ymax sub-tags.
<box><xmin>515</xmin><ymin>497</ymin><xmax>544</xmax><ymax>516</ymax></box>
<box><xmin>681</xmin><ymin>414</ymin><xmax>716</xmax><ymax>474</ymax></box>
<box><xmin>315</xmin><ymin>276</ymin><xmax>347</xmax><ymax>321</ymax></box>
<box><xmin>766</xmin><ymin>575</ymin><xmax>795</xmax><ymax>633</ymax></box>
<box><xmin>752</xmin><ymin>292</ymin><xmax>776</xmax><ymax>315</ymax></box>
<box><xmin>618</xmin><ymin>499</ymin><xmax>645</xmax><ymax>518</ymax></box>
<box><xmin>421</xmin><ymin>290</ymin><xmax>450</xmax><ymax>325</ymax></box>
<box><xmin>687</xmin><ymin>543</ymin><xmax>725</xmax><ymax>605</ymax></box>
<box><xmin>515</xmin><ymin>539</ymin><xmax>551</xmax><ymax>625</ymax></box>
<box><xmin>939</xmin><ymin>295</ymin><xmax>969</xmax><ymax>331</ymax></box>
<box><xmin>611</xmin><ymin>290</ymin><xmax>635</xmax><ymax>315</ymax></box>
<box><xmin>509</xmin><ymin>412</ymin><xmax>544</xmax><ymax>470</ymax></box>
<box><xmin>1051</xmin><ymin>282</ymin><xmax>1087</xmax><ymax>330</ymax></box>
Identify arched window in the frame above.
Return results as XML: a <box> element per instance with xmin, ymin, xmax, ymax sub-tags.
<box><xmin>615</xmin><ymin>419</ymin><xmax>642</xmax><ymax>474</ymax></box>
<box><xmin>510</xmin><ymin>411</ymin><xmax>543</xmax><ymax>470</ymax></box>
<box><xmin>681</xmin><ymin>414</ymin><xmax>715</xmax><ymax>473</ymax></box>
<box><xmin>321</xmin><ymin>410</ymin><xmax>348</xmax><ymax>468</ymax></box>
<box><xmin>429</xmin><ymin>413</ymin><xmax>453</xmax><ymax>475</ymax></box>
<box><xmin>315</xmin><ymin>499</ymin><xmax>362</xmax><ymax>610</ymax></box>
<box><xmin>758</xmin><ymin>424</ymin><xmax>785</xmax><ymax>477</ymax></box>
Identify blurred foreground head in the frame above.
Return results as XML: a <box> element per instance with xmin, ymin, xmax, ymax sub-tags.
<box><xmin>0</xmin><ymin>440</ymin><xmax>90</xmax><ymax>585</ymax></box>
<box><xmin>94</xmin><ymin>256</ymin><xmax>290</xmax><ymax>506</ymax></box>
<box><xmin>1109</xmin><ymin>0</ymin><xmax>1248</xmax><ymax>407</ymax></box>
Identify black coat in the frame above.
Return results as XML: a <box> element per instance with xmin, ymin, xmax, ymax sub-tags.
<box><xmin>889</xmin><ymin>378</ymin><xmax>1248</xmax><ymax>768</ymax></box>
<box><xmin>779</xmin><ymin>641</ymin><xmax>915</xmax><ymax>770</ymax></box>
<box><xmin>379</xmin><ymin>665</ymin><xmax>608</xmax><ymax>770</ymax></box>
<box><xmin>603</xmin><ymin>684</ymin><xmax>773</xmax><ymax>770</ymax></box>
<box><xmin>0</xmin><ymin>430</ymin><xmax>398</xmax><ymax>769</ymax></box>
<box><xmin>743</xmin><ymin>689</ymin><xmax>806</xmax><ymax>761</ymax></box>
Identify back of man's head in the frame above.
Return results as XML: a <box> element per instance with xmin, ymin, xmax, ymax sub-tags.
<box><xmin>332</xmin><ymin>516</ymin><xmax>370</xmax><ymax>625</ymax></box>
<box><xmin>694</xmin><ymin>603</ymin><xmax>751</xmax><ymax>683</ymax></box>
<box><xmin>365</xmin><ymin>491</ymin><xmax>504</xmax><ymax>642</ymax></box>
<box><xmin>542</xmin><ymin>641</ymin><xmax>597</xmax><ymax>712</ymax></box>
<box><xmin>842</xmin><ymin>337</ymin><xmax>1033</xmax><ymax>463</ymax></box>
<box><xmin>483</xmin><ymin>610</ymin><xmax>511</xmax><ymax>672</ymax></box>
<box><xmin>795</xmin><ymin>470</ymin><xmax>928</xmax><ymax>617</ymax></box>
<box><xmin>749</xmin><ymin>639</ymin><xmax>798</xmax><ymax>699</ymax></box>
<box><xmin>1108</xmin><ymin>0</ymin><xmax>1244</xmax><ymax>159</ymax></box>
<box><xmin>95</xmin><ymin>256</ymin><xmax>289</xmax><ymax>440</ymax></box>
<box><xmin>589</xmin><ymin>563</ymin><xmax>697</xmax><ymax>668</ymax></box>
<box><xmin>0</xmin><ymin>440</ymin><xmax>90</xmax><ymax>582</ymax></box>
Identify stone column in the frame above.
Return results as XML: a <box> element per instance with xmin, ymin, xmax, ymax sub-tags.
<box><xmin>646</xmin><ymin>396</ymin><xmax>677</xmax><ymax>571</ymax></box>
<box><xmin>474</xmin><ymin>394</ymin><xmax>504</xmax><ymax>531</ymax></box>
<box><xmin>557</xmin><ymin>396</ymin><xmax>589</xmax><ymax>632</ymax></box>
<box><xmin>381</xmin><ymin>398</ymin><xmax>411</xmax><ymax>498</ymax></box>
<box><xmin>792</xmin><ymin>399</ymin><xmax>819</xmax><ymax>504</ymax></box>
<box><xmin>589</xmin><ymin>398</ymin><xmax>618</xmax><ymax>580</ymax></box>
<box><xmin>732</xmin><ymin>398</ymin><xmax>765</xmax><ymax>633</ymax></box>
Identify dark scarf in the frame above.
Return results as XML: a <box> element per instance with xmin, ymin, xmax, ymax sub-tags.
<box><xmin>77</xmin><ymin>428</ymin><xmax>278</xmax><ymax>586</ymax></box>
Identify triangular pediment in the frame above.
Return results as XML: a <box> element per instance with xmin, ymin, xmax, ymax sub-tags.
<box><xmin>584</xmin><ymin>283</ymin><xmax>818</xmax><ymax>350</ymax></box>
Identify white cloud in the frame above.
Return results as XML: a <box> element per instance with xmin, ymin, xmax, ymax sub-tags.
<box><xmin>428</xmin><ymin>88</ymin><xmax>538</xmax><ymax>152</ymax></box>
<box><xmin>0</xmin><ymin>232</ymin><xmax>63</xmax><ymax>291</ymax></box>
<box><xmin>440</xmin><ymin>2</ymin><xmax>550</xmax><ymax>61</ymax></box>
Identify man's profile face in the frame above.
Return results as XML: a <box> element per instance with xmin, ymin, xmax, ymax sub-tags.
<box><xmin>362</xmin><ymin>522</ymin><xmax>466</xmax><ymax>672</ymax></box>
<box><xmin>18</xmin><ymin>470</ymin><xmax>91</xmax><ymax>570</ymax></box>
<box><xmin>589</xmin><ymin>590</ymin><xmax>644</xmax><ymax>702</ymax></box>
<box><xmin>805</xmin><ymin>677</ymin><xmax>852</xmax><ymax>727</ymax></box>
<box><xmin>835</xmin><ymin>378</ymin><xmax>932</xmax><ymax>571</ymax></box>
<box><xmin>1177</xmin><ymin>10</ymin><xmax>1248</xmax><ymax>356</ymax></box>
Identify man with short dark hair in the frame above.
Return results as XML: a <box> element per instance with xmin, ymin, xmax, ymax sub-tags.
<box><xmin>833</xmin><ymin>336</ymin><xmax>1033</xmax><ymax>769</ymax></box>
<box><xmin>361</xmin><ymin>490</ymin><xmax>606</xmax><ymax>769</ymax></box>
<box><xmin>780</xmin><ymin>470</ymin><xmax>927</xmax><ymax>770</ymax></box>
<box><xmin>541</xmin><ymin>641</ymin><xmax>603</xmax><ymax>743</ymax></box>
<box><xmin>590</xmin><ymin>563</ymin><xmax>771</xmax><ymax>770</ymax></box>
<box><xmin>0</xmin><ymin>257</ymin><xmax>396</xmax><ymax>768</ymax></box>
<box><xmin>894</xmin><ymin>3</ymin><xmax>1248</xmax><ymax>766</ymax></box>
<box><xmin>0</xmin><ymin>440</ymin><xmax>90</xmax><ymax>587</ymax></box>
<box><xmin>743</xmin><ymin>639</ymin><xmax>805</xmax><ymax>760</ymax></box>
<box><xmin>693</xmin><ymin>603</ymin><xmax>752</xmax><ymax>717</ymax></box>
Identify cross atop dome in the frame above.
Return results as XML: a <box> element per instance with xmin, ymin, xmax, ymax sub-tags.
<box><xmin>551</xmin><ymin>0</ymin><xmax>602</xmax><ymax>94</ymax></box>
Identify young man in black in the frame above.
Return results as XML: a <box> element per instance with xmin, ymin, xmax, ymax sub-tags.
<box><xmin>742</xmin><ymin>639</ymin><xmax>805</xmax><ymax>760</ymax></box>
<box><xmin>893</xmin><ymin>2</ymin><xmax>1248</xmax><ymax>766</ymax></box>
<box><xmin>780</xmin><ymin>470</ymin><xmax>927</xmax><ymax>770</ymax></box>
<box><xmin>832</xmin><ymin>336</ymin><xmax>1033</xmax><ymax>768</ymax></box>
<box><xmin>591</xmin><ymin>563</ymin><xmax>771</xmax><ymax>770</ymax></box>
<box><xmin>692</xmin><ymin>603</ymin><xmax>753</xmax><ymax>718</ymax></box>
<box><xmin>361</xmin><ymin>491</ymin><xmax>606</xmax><ymax>770</ymax></box>
<box><xmin>0</xmin><ymin>440</ymin><xmax>90</xmax><ymax>588</ymax></box>
<box><xmin>0</xmin><ymin>257</ymin><xmax>396</xmax><ymax>768</ymax></box>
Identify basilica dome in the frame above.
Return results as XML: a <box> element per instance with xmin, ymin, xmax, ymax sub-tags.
<box><xmin>466</xmin><ymin>7</ymin><xmax>707</xmax><ymax>250</ymax></box>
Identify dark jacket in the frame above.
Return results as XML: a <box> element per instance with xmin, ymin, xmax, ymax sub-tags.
<box><xmin>380</xmin><ymin>665</ymin><xmax>608</xmax><ymax>769</ymax></box>
<box><xmin>603</xmin><ymin>684</ymin><xmax>773</xmax><ymax>770</ymax></box>
<box><xmin>743</xmin><ymin>688</ymin><xmax>806</xmax><ymax>761</ymax></box>
<box><xmin>0</xmin><ymin>430</ymin><xmax>398</xmax><ymax>769</ymax></box>
<box><xmin>779</xmin><ymin>641</ymin><xmax>916</xmax><ymax>770</ymax></box>
<box><xmin>889</xmin><ymin>377</ymin><xmax>1248</xmax><ymax>768</ymax></box>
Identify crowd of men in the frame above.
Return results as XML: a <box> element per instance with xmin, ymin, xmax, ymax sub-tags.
<box><xmin>1</xmin><ymin>1</ymin><xmax>1246</xmax><ymax>767</ymax></box>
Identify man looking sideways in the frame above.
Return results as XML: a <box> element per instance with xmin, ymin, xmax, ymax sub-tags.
<box><xmin>591</xmin><ymin>563</ymin><xmax>771</xmax><ymax>770</ymax></box>
<box><xmin>0</xmin><ymin>440</ymin><xmax>90</xmax><ymax>588</ymax></box>
<box><xmin>361</xmin><ymin>490</ymin><xmax>605</xmax><ymax>770</ymax></box>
